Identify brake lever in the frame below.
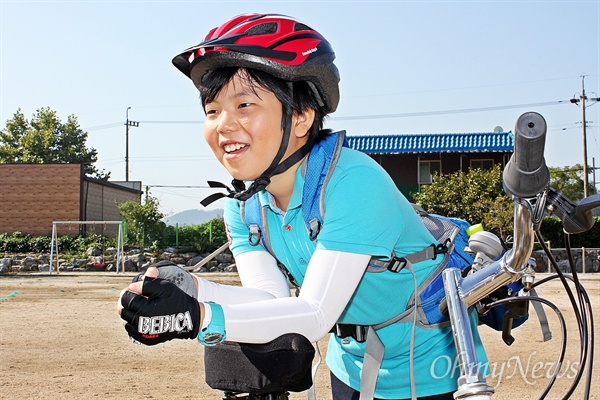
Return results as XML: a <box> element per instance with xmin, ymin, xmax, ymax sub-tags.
<box><xmin>547</xmin><ymin>188</ymin><xmax>600</xmax><ymax>234</ymax></box>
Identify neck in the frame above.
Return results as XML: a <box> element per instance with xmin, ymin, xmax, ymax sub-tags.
<box><xmin>266</xmin><ymin>159</ymin><xmax>304</xmax><ymax>211</ymax></box>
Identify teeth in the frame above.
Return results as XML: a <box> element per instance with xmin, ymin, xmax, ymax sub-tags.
<box><xmin>224</xmin><ymin>143</ymin><xmax>247</xmax><ymax>153</ymax></box>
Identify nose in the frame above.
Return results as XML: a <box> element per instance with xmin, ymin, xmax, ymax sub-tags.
<box><xmin>216</xmin><ymin>110</ymin><xmax>238</xmax><ymax>134</ymax></box>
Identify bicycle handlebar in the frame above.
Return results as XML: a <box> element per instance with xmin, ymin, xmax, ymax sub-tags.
<box><xmin>441</xmin><ymin>112</ymin><xmax>551</xmax><ymax>313</ymax></box>
<box><xmin>503</xmin><ymin>112</ymin><xmax>550</xmax><ymax>198</ymax></box>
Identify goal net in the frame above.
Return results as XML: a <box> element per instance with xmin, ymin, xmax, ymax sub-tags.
<box><xmin>48</xmin><ymin>221</ymin><xmax>125</xmax><ymax>274</ymax></box>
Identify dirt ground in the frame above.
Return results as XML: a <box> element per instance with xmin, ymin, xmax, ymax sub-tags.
<box><xmin>0</xmin><ymin>271</ymin><xmax>598</xmax><ymax>400</ymax></box>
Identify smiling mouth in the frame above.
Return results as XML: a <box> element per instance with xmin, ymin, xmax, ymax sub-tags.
<box><xmin>223</xmin><ymin>143</ymin><xmax>249</xmax><ymax>154</ymax></box>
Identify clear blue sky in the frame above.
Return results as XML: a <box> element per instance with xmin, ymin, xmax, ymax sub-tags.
<box><xmin>1</xmin><ymin>1</ymin><xmax>599</xmax><ymax>216</ymax></box>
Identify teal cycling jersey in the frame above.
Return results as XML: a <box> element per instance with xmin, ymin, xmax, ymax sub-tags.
<box><xmin>225</xmin><ymin>146</ymin><xmax>488</xmax><ymax>398</ymax></box>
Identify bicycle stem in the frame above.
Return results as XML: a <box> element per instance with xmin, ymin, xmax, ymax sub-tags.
<box><xmin>459</xmin><ymin>200</ymin><xmax>535</xmax><ymax>308</ymax></box>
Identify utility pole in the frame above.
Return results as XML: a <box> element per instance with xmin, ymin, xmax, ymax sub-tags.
<box><xmin>570</xmin><ymin>75</ymin><xmax>599</xmax><ymax>198</ymax></box>
<box><xmin>581</xmin><ymin>76</ymin><xmax>589</xmax><ymax>198</ymax></box>
<box><xmin>125</xmin><ymin>107</ymin><xmax>139</xmax><ymax>182</ymax></box>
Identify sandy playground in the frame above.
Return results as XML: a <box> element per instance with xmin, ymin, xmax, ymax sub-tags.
<box><xmin>0</xmin><ymin>271</ymin><xmax>598</xmax><ymax>400</ymax></box>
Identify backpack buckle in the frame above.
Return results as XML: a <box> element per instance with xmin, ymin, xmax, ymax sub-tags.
<box><xmin>333</xmin><ymin>324</ymin><xmax>368</xmax><ymax>343</ymax></box>
<box><xmin>387</xmin><ymin>257</ymin><xmax>407</xmax><ymax>273</ymax></box>
<box><xmin>308</xmin><ymin>218</ymin><xmax>321</xmax><ymax>241</ymax></box>
<box><xmin>248</xmin><ymin>224</ymin><xmax>261</xmax><ymax>246</ymax></box>
<box><xmin>431</xmin><ymin>240</ymin><xmax>450</xmax><ymax>259</ymax></box>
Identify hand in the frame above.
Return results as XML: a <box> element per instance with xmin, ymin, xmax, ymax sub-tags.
<box><xmin>119</xmin><ymin>277</ymin><xmax>200</xmax><ymax>346</ymax></box>
<box><xmin>133</xmin><ymin>260</ymin><xmax>198</xmax><ymax>299</ymax></box>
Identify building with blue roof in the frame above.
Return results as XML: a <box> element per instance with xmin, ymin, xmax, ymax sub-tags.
<box><xmin>347</xmin><ymin>131</ymin><xmax>514</xmax><ymax>200</ymax></box>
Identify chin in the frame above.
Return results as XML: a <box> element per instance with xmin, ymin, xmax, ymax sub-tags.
<box><xmin>229</xmin><ymin>172</ymin><xmax>258</xmax><ymax>182</ymax></box>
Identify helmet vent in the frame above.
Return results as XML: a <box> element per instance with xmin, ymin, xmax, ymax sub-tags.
<box><xmin>294</xmin><ymin>23</ymin><xmax>312</xmax><ymax>32</ymax></box>
<box><xmin>245</xmin><ymin>22</ymin><xmax>278</xmax><ymax>36</ymax></box>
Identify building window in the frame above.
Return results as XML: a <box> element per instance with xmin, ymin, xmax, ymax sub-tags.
<box><xmin>419</xmin><ymin>160</ymin><xmax>441</xmax><ymax>184</ymax></box>
<box><xmin>470</xmin><ymin>159</ymin><xmax>494</xmax><ymax>170</ymax></box>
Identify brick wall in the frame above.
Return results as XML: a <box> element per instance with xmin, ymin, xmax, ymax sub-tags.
<box><xmin>0</xmin><ymin>164</ymin><xmax>82</xmax><ymax>236</ymax></box>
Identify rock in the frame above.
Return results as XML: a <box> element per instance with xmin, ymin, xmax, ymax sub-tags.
<box><xmin>23</xmin><ymin>256</ymin><xmax>38</xmax><ymax>269</ymax></box>
<box><xmin>209</xmin><ymin>265</ymin><xmax>223</xmax><ymax>272</ymax></box>
<box><xmin>181</xmin><ymin>252</ymin><xmax>199</xmax><ymax>262</ymax></box>
<box><xmin>186</xmin><ymin>255</ymin><xmax>205</xmax><ymax>266</ymax></box>
<box><xmin>123</xmin><ymin>258</ymin><xmax>138</xmax><ymax>272</ymax></box>
<box><xmin>530</xmin><ymin>251</ymin><xmax>547</xmax><ymax>273</ymax></box>
<box><xmin>87</xmin><ymin>247</ymin><xmax>102</xmax><ymax>257</ymax></box>
<box><xmin>216</xmin><ymin>253</ymin><xmax>233</xmax><ymax>264</ymax></box>
<box><xmin>171</xmin><ymin>257</ymin><xmax>186</xmax><ymax>265</ymax></box>
<box><xmin>73</xmin><ymin>258</ymin><xmax>89</xmax><ymax>268</ymax></box>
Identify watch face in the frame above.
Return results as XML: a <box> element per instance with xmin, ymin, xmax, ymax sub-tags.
<box><xmin>203</xmin><ymin>332</ymin><xmax>224</xmax><ymax>345</ymax></box>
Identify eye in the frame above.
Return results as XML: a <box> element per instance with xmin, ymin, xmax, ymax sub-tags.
<box><xmin>238</xmin><ymin>102</ymin><xmax>252</xmax><ymax>109</ymax></box>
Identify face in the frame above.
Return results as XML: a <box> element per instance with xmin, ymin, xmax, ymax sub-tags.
<box><xmin>203</xmin><ymin>72</ymin><xmax>309</xmax><ymax>182</ymax></box>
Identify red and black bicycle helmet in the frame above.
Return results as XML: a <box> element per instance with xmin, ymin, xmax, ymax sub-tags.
<box><xmin>172</xmin><ymin>13</ymin><xmax>340</xmax><ymax>113</ymax></box>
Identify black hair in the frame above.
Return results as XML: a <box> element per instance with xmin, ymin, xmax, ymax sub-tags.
<box><xmin>199</xmin><ymin>67</ymin><xmax>330</xmax><ymax>142</ymax></box>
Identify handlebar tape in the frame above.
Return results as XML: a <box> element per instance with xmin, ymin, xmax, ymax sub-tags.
<box><xmin>503</xmin><ymin>112</ymin><xmax>550</xmax><ymax>198</ymax></box>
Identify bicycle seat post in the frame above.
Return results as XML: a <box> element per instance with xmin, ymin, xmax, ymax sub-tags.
<box><xmin>443</xmin><ymin>267</ymin><xmax>495</xmax><ymax>399</ymax></box>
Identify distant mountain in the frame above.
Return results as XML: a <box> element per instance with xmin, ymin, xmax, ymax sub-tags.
<box><xmin>163</xmin><ymin>209</ymin><xmax>224</xmax><ymax>226</ymax></box>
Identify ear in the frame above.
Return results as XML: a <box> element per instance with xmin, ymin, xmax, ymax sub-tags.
<box><xmin>292</xmin><ymin>108</ymin><xmax>315</xmax><ymax>139</ymax></box>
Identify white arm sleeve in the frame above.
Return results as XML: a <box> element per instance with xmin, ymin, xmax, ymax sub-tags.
<box><xmin>195</xmin><ymin>251</ymin><xmax>292</xmax><ymax>303</ymax></box>
<box><xmin>218</xmin><ymin>249</ymin><xmax>370</xmax><ymax>343</ymax></box>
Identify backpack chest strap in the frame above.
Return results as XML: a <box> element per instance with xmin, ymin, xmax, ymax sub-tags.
<box><xmin>366</xmin><ymin>241</ymin><xmax>452</xmax><ymax>273</ymax></box>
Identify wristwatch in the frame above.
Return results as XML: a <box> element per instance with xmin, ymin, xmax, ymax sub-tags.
<box><xmin>198</xmin><ymin>302</ymin><xmax>226</xmax><ymax>346</ymax></box>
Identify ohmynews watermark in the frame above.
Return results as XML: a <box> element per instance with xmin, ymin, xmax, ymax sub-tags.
<box><xmin>430</xmin><ymin>352</ymin><xmax>579</xmax><ymax>387</ymax></box>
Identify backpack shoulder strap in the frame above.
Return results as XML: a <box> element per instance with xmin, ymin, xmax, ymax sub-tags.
<box><xmin>301</xmin><ymin>130</ymin><xmax>348</xmax><ymax>240</ymax></box>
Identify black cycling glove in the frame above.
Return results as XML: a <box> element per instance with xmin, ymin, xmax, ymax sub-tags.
<box><xmin>120</xmin><ymin>277</ymin><xmax>200</xmax><ymax>345</ymax></box>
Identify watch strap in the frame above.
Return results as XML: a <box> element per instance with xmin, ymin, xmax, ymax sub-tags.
<box><xmin>198</xmin><ymin>302</ymin><xmax>226</xmax><ymax>346</ymax></box>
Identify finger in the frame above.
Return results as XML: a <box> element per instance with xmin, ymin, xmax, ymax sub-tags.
<box><xmin>128</xmin><ymin>280</ymin><xmax>144</xmax><ymax>293</ymax></box>
<box><xmin>117</xmin><ymin>288</ymin><xmax>128</xmax><ymax>315</ymax></box>
<box><xmin>145</xmin><ymin>266</ymin><xmax>159</xmax><ymax>278</ymax></box>
<box><xmin>120</xmin><ymin>290</ymin><xmax>148</xmax><ymax>312</ymax></box>
<box><xmin>140</xmin><ymin>276</ymin><xmax>174</xmax><ymax>298</ymax></box>
<box><xmin>120</xmin><ymin>308</ymin><xmax>136</xmax><ymax>324</ymax></box>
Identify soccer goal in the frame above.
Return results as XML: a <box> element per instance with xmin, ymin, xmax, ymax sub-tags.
<box><xmin>48</xmin><ymin>221</ymin><xmax>125</xmax><ymax>274</ymax></box>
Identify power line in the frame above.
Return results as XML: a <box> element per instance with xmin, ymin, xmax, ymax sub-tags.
<box><xmin>330</xmin><ymin>100</ymin><xmax>568</xmax><ymax>121</ymax></box>
<box><xmin>81</xmin><ymin>99</ymin><xmax>570</xmax><ymax>130</ymax></box>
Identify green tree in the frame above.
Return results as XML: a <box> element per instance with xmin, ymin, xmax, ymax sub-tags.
<box><xmin>118</xmin><ymin>195</ymin><xmax>165</xmax><ymax>246</ymax></box>
<box><xmin>548</xmin><ymin>164</ymin><xmax>596</xmax><ymax>202</ymax></box>
<box><xmin>412</xmin><ymin>165</ymin><xmax>514</xmax><ymax>238</ymax></box>
<box><xmin>0</xmin><ymin>107</ymin><xmax>110</xmax><ymax>180</ymax></box>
